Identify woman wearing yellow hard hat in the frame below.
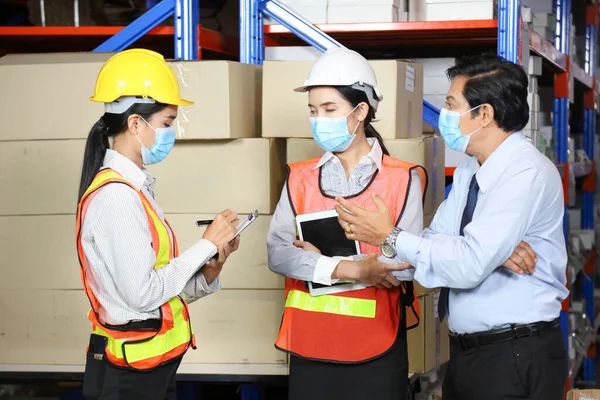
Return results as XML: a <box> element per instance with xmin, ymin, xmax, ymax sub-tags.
<box><xmin>76</xmin><ymin>48</ymin><xmax>240</xmax><ymax>399</ymax></box>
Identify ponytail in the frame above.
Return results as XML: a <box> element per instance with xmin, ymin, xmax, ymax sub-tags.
<box><xmin>365</xmin><ymin>124</ymin><xmax>390</xmax><ymax>156</ymax></box>
<box><xmin>78</xmin><ymin>118</ymin><xmax>110</xmax><ymax>202</ymax></box>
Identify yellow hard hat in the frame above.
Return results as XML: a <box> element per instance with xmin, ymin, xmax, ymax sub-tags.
<box><xmin>90</xmin><ymin>48</ymin><xmax>193</xmax><ymax>107</ymax></box>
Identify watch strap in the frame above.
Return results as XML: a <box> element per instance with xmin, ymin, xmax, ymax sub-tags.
<box><xmin>385</xmin><ymin>227</ymin><xmax>402</xmax><ymax>247</ymax></box>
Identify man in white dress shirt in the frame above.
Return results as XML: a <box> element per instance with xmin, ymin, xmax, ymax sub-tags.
<box><xmin>337</xmin><ymin>53</ymin><xmax>568</xmax><ymax>400</ymax></box>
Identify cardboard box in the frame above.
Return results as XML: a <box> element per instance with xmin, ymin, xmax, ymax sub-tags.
<box><xmin>424</xmin><ymin>1</ymin><xmax>495</xmax><ymax>21</ymax></box>
<box><xmin>524</xmin><ymin>111</ymin><xmax>540</xmax><ymax>131</ymax></box>
<box><xmin>0</xmin><ymin>54</ymin><xmax>262</xmax><ymax>141</ymax></box>
<box><xmin>0</xmin><ymin>289</ymin><xmax>286</xmax><ymax>365</ymax></box>
<box><xmin>0</xmin><ymin>214</ymin><xmax>283</xmax><ymax>291</ymax></box>
<box><xmin>286</xmin><ymin>136</ymin><xmax>445</xmax><ymax>215</ymax></box>
<box><xmin>528</xmin><ymin>56</ymin><xmax>543</xmax><ymax>76</ymax></box>
<box><xmin>0</xmin><ymin>215</ymin><xmax>81</xmax><ymax>290</ymax></box>
<box><xmin>329</xmin><ymin>0</ymin><xmax>400</xmax><ymax>4</ymax></box>
<box><xmin>265</xmin><ymin>1</ymin><xmax>327</xmax><ymax>24</ymax></box>
<box><xmin>0</xmin><ymin>139</ymin><xmax>285</xmax><ymax>216</ymax></box>
<box><xmin>328</xmin><ymin>5</ymin><xmax>399</xmax><ymax>23</ymax></box>
<box><xmin>0</xmin><ymin>290</ymin><xmax>90</xmax><ymax>365</ymax></box>
<box><xmin>266</xmin><ymin>46</ymin><xmax>321</xmax><ymax>62</ymax></box>
<box><xmin>408</xmin><ymin>289</ymin><xmax>449</xmax><ymax>373</ymax></box>
<box><xmin>567</xmin><ymin>390</ymin><xmax>600</xmax><ymax>400</ymax></box>
<box><xmin>168</xmin><ymin>214</ymin><xmax>284</xmax><ymax>289</ymax></box>
<box><xmin>412</xmin><ymin>58</ymin><xmax>457</xmax><ymax>77</ymax></box>
<box><xmin>182</xmin><ymin>290</ymin><xmax>286</xmax><ymax>364</ymax></box>
<box><xmin>0</xmin><ymin>140</ymin><xmax>83</xmax><ymax>216</ymax></box>
<box><xmin>424</xmin><ymin>76</ymin><xmax>452</xmax><ymax>96</ymax></box>
<box><xmin>262</xmin><ymin>60</ymin><xmax>423</xmax><ymax>139</ymax></box>
<box><xmin>150</xmin><ymin>139</ymin><xmax>286</xmax><ymax>214</ymax></box>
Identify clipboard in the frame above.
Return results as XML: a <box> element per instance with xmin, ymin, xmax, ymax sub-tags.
<box><xmin>231</xmin><ymin>210</ymin><xmax>259</xmax><ymax>242</ymax></box>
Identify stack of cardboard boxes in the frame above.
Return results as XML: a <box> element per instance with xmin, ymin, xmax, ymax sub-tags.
<box><xmin>0</xmin><ymin>53</ymin><xmax>287</xmax><ymax>367</ymax></box>
<box><xmin>266</xmin><ymin>0</ymin><xmax>408</xmax><ymax>24</ymax></box>
<box><xmin>0</xmin><ymin>52</ymin><xmax>448</xmax><ymax>375</ymax></box>
<box><xmin>409</xmin><ymin>0</ymin><xmax>496</xmax><ymax>22</ymax></box>
<box><xmin>269</xmin><ymin>0</ymin><xmax>497</xmax><ymax>23</ymax></box>
<box><xmin>523</xmin><ymin>56</ymin><xmax>543</xmax><ymax>149</ymax></box>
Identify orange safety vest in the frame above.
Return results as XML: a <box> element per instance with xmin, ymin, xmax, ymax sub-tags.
<box><xmin>275</xmin><ymin>155</ymin><xmax>427</xmax><ymax>363</ymax></box>
<box><xmin>76</xmin><ymin>168</ymin><xmax>196</xmax><ymax>370</ymax></box>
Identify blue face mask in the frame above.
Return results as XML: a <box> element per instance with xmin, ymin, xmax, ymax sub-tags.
<box><xmin>136</xmin><ymin>117</ymin><xmax>176</xmax><ymax>165</ymax></box>
<box><xmin>438</xmin><ymin>105</ymin><xmax>483</xmax><ymax>153</ymax></box>
<box><xmin>310</xmin><ymin>105</ymin><xmax>360</xmax><ymax>153</ymax></box>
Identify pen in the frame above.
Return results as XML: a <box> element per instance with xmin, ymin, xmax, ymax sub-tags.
<box><xmin>195</xmin><ymin>220</ymin><xmax>213</xmax><ymax>227</ymax></box>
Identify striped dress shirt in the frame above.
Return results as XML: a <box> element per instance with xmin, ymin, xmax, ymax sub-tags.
<box><xmin>267</xmin><ymin>138</ymin><xmax>424</xmax><ymax>285</ymax></box>
<box><xmin>80</xmin><ymin>149</ymin><xmax>220</xmax><ymax>326</ymax></box>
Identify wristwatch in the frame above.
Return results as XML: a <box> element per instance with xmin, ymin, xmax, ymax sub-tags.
<box><xmin>380</xmin><ymin>227</ymin><xmax>402</xmax><ymax>258</ymax></box>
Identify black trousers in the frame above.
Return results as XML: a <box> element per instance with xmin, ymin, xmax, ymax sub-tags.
<box><xmin>442</xmin><ymin>324</ymin><xmax>568</xmax><ymax>400</ymax></box>
<box><xmin>288</xmin><ymin>321</ymin><xmax>409</xmax><ymax>400</ymax></box>
<box><xmin>82</xmin><ymin>351</ymin><xmax>182</xmax><ymax>400</ymax></box>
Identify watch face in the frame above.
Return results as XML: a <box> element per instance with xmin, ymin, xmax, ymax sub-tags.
<box><xmin>381</xmin><ymin>243</ymin><xmax>396</xmax><ymax>258</ymax></box>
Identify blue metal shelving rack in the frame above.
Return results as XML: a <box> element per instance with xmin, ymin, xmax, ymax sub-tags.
<box><xmin>580</xmin><ymin>0</ymin><xmax>598</xmax><ymax>386</ymax></box>
<box><xmin>93</xmin><ymin>0</ymin><xmax>200</xmax><ymax>60</ymax></box>
<box><xmin>86</xmin><ymin>0</ymin><xmax>598</xmax><ymax>396</ymax></box>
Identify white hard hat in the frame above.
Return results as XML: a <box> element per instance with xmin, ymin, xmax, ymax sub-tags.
<box><xmin>294</xmin><ymin>47</ymin><xmax>383</xmax><ymax>111</ymax></box>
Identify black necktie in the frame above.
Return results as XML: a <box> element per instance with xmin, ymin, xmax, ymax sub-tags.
<box><xmin>438</xmin><ymin>174</ymin><xmax>479</xmax><ymax>321</ymax></box>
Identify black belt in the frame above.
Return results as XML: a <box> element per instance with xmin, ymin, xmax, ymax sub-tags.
<box><xmin>449</xmin><ymin>318</ymin><xmax>560</xmax><ymax>350</ymax></box>
<box><xmin>104</xmin><ymin>319</ymin><xmax>161</xmax><ymax>332</ymax></box>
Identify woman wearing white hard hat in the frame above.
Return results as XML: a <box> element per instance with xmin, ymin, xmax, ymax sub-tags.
<box><xmin>267</xmin><ymin>47</ymin><xmax>427</xmax><ymax>399</ymax></box>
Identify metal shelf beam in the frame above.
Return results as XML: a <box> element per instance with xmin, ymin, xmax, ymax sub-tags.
<box><xmin>91</xmin><ymin>0</ymin><xmax>199</xmax><ymax>60</ymax></box>
<box><xmin>93</xmin><ymin>0</ymin><xmax>176</xmax><ymax>53</ymax></box>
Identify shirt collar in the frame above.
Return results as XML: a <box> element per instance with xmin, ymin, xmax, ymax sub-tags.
<box><xmin>102</xmin><ymin>149</ymin><xmax>153</xmax><ymax>191</ymax></box>
<box><xmin>475</xmin><ymin>131</ymin><xmax>526</xmax><ymax>193</ymax></box>
<box><xmin>313</xmin><ymin>137</ymin><xmax>383</xmax><ymax>170</ymax></box>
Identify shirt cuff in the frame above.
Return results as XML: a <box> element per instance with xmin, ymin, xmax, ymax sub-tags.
<box><xmin>196</xmin><ymin>272</ymin><xmax>221</xmax><ymax>294</ymax></box>
<box><xmin>312</xmin><ymin>256</ymin><xmax>341</xmax><ymax>285</ymax></box>
<box><xmin>395</xmin><ymin>231</ymin><xmax>422</xmax><ymax>266</ymax></box>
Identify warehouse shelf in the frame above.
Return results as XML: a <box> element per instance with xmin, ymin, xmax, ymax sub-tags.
<box><xmin>264</xmin><ymin>19</ymin><xmax>499</xmax><ymax>47</ymax></box>
<box><xmin>0</xmin><ymin>26</ymin><xmax>239</xmax><ymax>58</ymax></box>
<box><xmin>265</xmin><ymin>20</ymin><xmax>576</xmax><ymax>73</ymax></box>
<box><xmin>573</xmin><ymin>161</ymin><xmax>594</xmax><ymax>178</ymax></box>
<box><xmin>571</xmin><ymin>59</ymin><xmax>596</xmax><ymax>89</ymax></box>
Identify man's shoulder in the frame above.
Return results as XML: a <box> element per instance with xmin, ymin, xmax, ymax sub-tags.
<box><xmin>508</xmin><ymin>142</ymin><xmax>561</xmax><ymax>185</ymax></box>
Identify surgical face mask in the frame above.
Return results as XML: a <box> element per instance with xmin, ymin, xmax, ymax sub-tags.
<box><xmin>310</xmin><ymin>105</ymin><xmax>360</xmax><ymax>153</ymax></box>
<box><xmin>135</xmin><ymin>117</ymin><xmax>176</xmax><ymax>165</ymax></box>
<box><xmin>438</xmin><ymin>105</ymin><xmax>484</xmax><ymax>153</ymax></box>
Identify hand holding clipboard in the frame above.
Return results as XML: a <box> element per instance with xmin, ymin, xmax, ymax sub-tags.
<box><xmin>198</xmin><ymin>210</ymin><xmax>260</xmax><ymax>260</ymax></box>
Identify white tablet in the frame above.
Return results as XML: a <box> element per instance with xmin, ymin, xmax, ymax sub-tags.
<box><xmin>296</xmin><ymin>209</ymin><xmax>361</xmax><ymax>257</ymax></box>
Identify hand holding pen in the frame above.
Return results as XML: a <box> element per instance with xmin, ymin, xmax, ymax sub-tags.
<box><xmin>200</xmin><ymin>210</ymin><xmax>239</xmax><ymax>250</ymax></box>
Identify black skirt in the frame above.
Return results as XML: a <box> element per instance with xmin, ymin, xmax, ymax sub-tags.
<box><xmin>288</xmin><ymin>327</ymin><xmax>409</xmax><ymax>400</ymax></box>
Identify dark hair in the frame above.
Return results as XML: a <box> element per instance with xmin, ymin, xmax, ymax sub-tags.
<box><xmin>77</xmin><ymin>102</ymin><xmax>168</xmax><ymax>202</ymax></box>
<box><xmin>446</xmin><ymin>53</ymin><xmax>530</xmax><ymax>133</ymax></box>
<box><xmin>335</xmin><ymin>86</ymin><xmax>390</xmax><ymax>156</ymax></box>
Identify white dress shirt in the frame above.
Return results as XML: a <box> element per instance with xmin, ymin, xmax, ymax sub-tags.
<box><xmin>267</xmin><ymin>138</ymin><xmax>423</xmax><ymax>284</ymax></box>
<box><xmin>395</xmin><ymin>132</ymin><xmax>569</xmax><ymax>334</ymax></box>
<box><xmin>81</xmin><ymin>149</ymin><xmax>221</xmax><ymax>325</ymax></box>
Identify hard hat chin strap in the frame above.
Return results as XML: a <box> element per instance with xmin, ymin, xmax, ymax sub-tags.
<box><xmin>104</xmin><ymin>96</ymin><xmax>156</xmax><ymax>115</ymax></box>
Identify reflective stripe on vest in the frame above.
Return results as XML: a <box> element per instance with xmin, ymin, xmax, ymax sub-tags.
<box><xmin>275</xmin><ymin>155</ymin><xmax>426</xmax><ymax>363</ymax></box>
<box><xmin>286</xmin><ymin>290</ymin><xmax>376</xmax><ymax>319</ymax></box>
<box><xmin>76</xmin><ymin>168</ymin><xmax>195</xmax><ymax>370</ymax></box>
